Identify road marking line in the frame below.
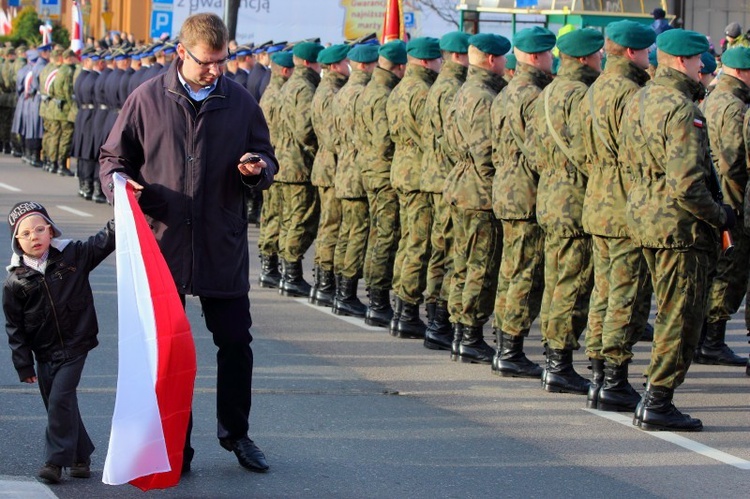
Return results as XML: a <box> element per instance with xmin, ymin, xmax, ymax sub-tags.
<box><xmin>293</xmin><ymin>298</ymin><xmax>383</xmax><ymax>331</ymax></box>
<box><xmin>57</xmin><ymin>205</ymin><xmax>94</xmax><ymax>217</ymax></box>
<box><xmin>0</xmin><ymin>182</ymin><xmax>21</xmax><ymax>192</ymax></box>
<box><xmin>584</xmin><ymin>408</ymin><xmax>750</xmax><ymax>470</ymax></box>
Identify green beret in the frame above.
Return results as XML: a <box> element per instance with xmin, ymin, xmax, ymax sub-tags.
<box><xmin>271</xmin><ymin>51</ymin><xmax>294</xmax><ymax>68</ymax></box>
<box><xmin>468</xmin><ymin>33</ymin><xmax>511</xmax><ymax>56</ymax></box>
<box><xmin>440</xmin><ymin>31</ymin><xmax>470</xmax><ymax>54</ymax></box>
<box><xmin>407</xmin><ymin>37</ymin><xmax>441</xmax><ymax>60</ymax></box>
<box><xmin>348</xmin><ymin>44</ymin><xmax>379</xmax><ymax>63</ymax></box>
<box><xmin>700</xmin><ymin>52</ymin><xmax>717</xmax><ymax>74</ymax></box>
<box><xmin>505</xmin><ymin>52</ymin><xmax>517</xmax><ymax>69</ymax></box>
<box><xmin>379</xmin><ymin>40</ymin><xmax>407</xmax><ymax>64</ymax></box>
<box><xmin>656</xmin><ymin>29</ymin><xmax>709</xmax><ymax>57</ymax></box>
<box><xmin>556</xmin><ymin>28</ymin><xmax>604</xmax><ymax>57</ymax></box>
<box><xmin>513</xmin><ymin>26</ymin><xmax>556</xmax><ymax>54</ymax></box>
<box><xmin>605</xmin><ymin>20</ymin><xmax>656</xmax><ymax>50</ymax></box>
<box><xmin>292</xmin><ymin>41</ymin><xmax>325</xmax><ymax>63</ymax></box>
<box><xmin>317</xmin><ymin>44</ymin><xmax>350</xmax><ymax>65</ymax></box>
<box><xmin>719</xmin><ymin>46</ymin><xmax>750</xmax><ymax>69</ymax></box>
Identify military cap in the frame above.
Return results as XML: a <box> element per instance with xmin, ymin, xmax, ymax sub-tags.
<box><xmin>656</xmin><ymin>29</ymin><xmax>709</xmax><ymax>57</ymax></box>
<box><xmin>292</xmin><ymin>41</ymin><xmax>324</xmax><ymax>62</ymax></box>
<box><xmin>348</xmin><ymin>32</ymin><xmax>378</xmax><ymax>46</ymax></box>
<box><xmin>407</xmin><ymin>37</ymin><xmax>441</xmax><ymax>60</ymax></box>
<box><xmin>556</xmin><ymin>28</ymin><xmax>604</xmax><ymax>57</ymax></box>
<box><xmin>440</xmin><ymin>31</ymin><xmax>470</xmax><ymax>54</ymax></box>
<box><xmin>347</xmin><ymin>44</ymin><xmax>377</xmax><ymax>63</ymax></box>
<box><xmin>37</xmin><ymin>43</ymin><xmax>52</xmax><ymax>52</ymax></box>
<box><xmin>513</xmin><ymin>26</ymin><xmax>556</xmax><ymax>54</ymax></box>
<box><xmin>112</xmin><ymin>48</ymin><xmax>131</xmax><ymax>60</ymax></box>
<box><xmin>62</xmin><ymin>48</ymin><xmax>76</xmax><ymax>59</ymax></box>
<box><xmin>15</xmin><ymin>46</ymin><xmax>27</xmax><ymax>56</ymax></box>
<box><xmin>605</xmin><ymin>20</ymin><xmax>656</xmax><ymax>50</ymax></box>
<box><xmin>267</xmin><ymin>42</ymin><xmax>287</xmax><ymax>54</ymax></box>
<box><xmin>726</xmin><ymin>22</ymin><xmax>742</xmax><ymax>38</ymax></box>
<box><xmin>468</xmin><ymin>33</ymin><xmax>511</xmax><ymax>56</ymax></box>
<box><xmin>720</xmin><ymin>46</ymin><xmax>750</xmax><ymax>69</ymax></box>
<box><xmin>228</xmin><ymin>51</ymin><xmax>237</xmax><ymax>61</ymax></box>
<box><xmin>235</xmin><ymin>44</ymin><xmax>254</xmax><ymax>57</ymax></box>
<box><xmin>317</xmin><ymin>44</ymin><xmax>350</xmax><ymax>65</ymax></box>
<box><xmin>505</xmin><ymin>52</ymin><xmax>517</xmax><ymax>70</ymax></box>
<box><xmin>271</xmin><ymin>51</ymin><xmax>294</xmax><ymax>68</ymax></box>
<box><xmin>700</xmin><ymin>52</ymin><xmax>717</xmax><ymax>74</ymax></box>
<box><xmin>255</xmin><ymin>40</ymin><xmax>273</xmax><ymax>52</ymax></box>
<box><xmin>379</xmin><ymin>40</ymin><xmax>407</xmax><ymax>64</ymax></box>
<box><xmin>648</xmin><ymin>49</ymin><xmax>658</xmax><ymax>67</ymax></box>
<box><xmin>51</xmin><ymin>47</ymin><xmax>64</xmax><ymax>58</ymax></box>
<box><xmin>163</xmin><ymin>42</ymin><xmax>177</xmax><ymax>55</ymax></box>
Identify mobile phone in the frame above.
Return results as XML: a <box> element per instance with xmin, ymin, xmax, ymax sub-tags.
<box><xmin>241</xmin><ymin>155</ymin><xmax>261</xmax><ymax>165</ymax></box>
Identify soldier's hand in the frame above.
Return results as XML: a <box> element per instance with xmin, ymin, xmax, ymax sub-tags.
<box><xmin>721</xmin><ymin>204</ymin><xmax>737</xmax><ymax>230</ymax></box>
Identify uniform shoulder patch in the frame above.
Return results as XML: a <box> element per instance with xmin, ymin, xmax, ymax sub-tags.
<box><xmin>693</xmin><ymin>117</ymin><xmax>705</xmax><ymax>128</ymax></box>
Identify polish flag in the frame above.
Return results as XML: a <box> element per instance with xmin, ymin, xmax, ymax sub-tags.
<box><xmin>70</xmin><ymin>1</ymin><xmax>84</xmax><ymax>55</ymax></box>
<box><xmin>381</xmin><ymin>0</ymin><xmax>405</xmax><ymax>43</ymax></box>
<box><xmin>103</xmin><ymin>173</ymin><xmax>196</xmax><ymax>491</ymax></box>
<box><xmin>0</xmin><ymin>8</ymin><xmax>12</xmax><ymax>36</ymax></box>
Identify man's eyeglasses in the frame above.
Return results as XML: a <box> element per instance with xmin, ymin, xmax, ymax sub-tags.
<box><xmin>182</xmin><ymin>45</ymin><xmax>229</xmax><ymax>69</ymax></box>
<box><xmin>15</xmin><ymin>224</ymin><xmax>50</xmax><ymax>240</ymax></box>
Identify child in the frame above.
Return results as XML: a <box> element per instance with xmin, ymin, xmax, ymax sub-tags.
<box><xmin>3</xmin><ymin>202</ymin><xmax>115</xmax><ymax>484</ymax></box>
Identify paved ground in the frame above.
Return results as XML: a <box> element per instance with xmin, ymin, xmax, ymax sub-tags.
<box><xmin>0</xmin><ymin>159</ymin><xmax>748</xmax><ymax>498</ymax></box>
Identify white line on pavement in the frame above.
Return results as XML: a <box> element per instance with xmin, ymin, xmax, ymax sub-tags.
<box><xmin>57</xmin><ymin>205</ymin><xmax>94</xmax><ymax>217</ymax></box>
<box><xmin>0</xmin><ymin>182</ymin><xmax>21</xmax><ymax>192</ymax></box>
<box><xmin>294</xmin><ymin>298</ymin><xmax>384</xmax><ymax>331</ymax></box>
<box><xmin>584</xmin><ymin>408</ymin><xmax>750</xmax><ymax>470</ymax></box>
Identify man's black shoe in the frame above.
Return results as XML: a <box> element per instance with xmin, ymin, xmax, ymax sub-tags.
<box><xmin>219</xmin><ymin>437</ymin><xmax>269</xmax><ymax>472</ymax></box>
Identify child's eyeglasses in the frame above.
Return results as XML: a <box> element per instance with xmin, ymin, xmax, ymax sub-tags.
<box><xmin>16</xmin><ymin>224</ymin><xmax>50</xmax><ymax>240</ymax></box>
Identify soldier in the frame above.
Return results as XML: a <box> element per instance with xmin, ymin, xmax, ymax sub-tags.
<box><xmin>233</xmin><ymin>44</ymin><xmax>254</xmax><ymax>88</ymax></box>
<box><xmin>70</xmin><ymin>48</ymin><xmax>96</xmax><ymax>199</ymax></box>
<box><xmin>331</xmin><ymin>44</ymin><xmax>379</xmax><ymax>317</ymax></box>
<box><xmin>621</xmin><ymin>29</ymin><xmax>734</xmax><ymax>432</ymax></box>
<box><xmin>275</xmin><ymin>41</ymin><xmax>324</xmax><ymax>297</ymax></box>
<box><xmin>257</xmin><ymin>50</ymin><xmax>294</xmax><ymax>290</ymax></box>
<box><xmin>47</xmin><ymin>50</ymin><xmax>78</xmax><ymax>177</ymax></box>
<box><xmin>723</xmin><ymin>23</ymin><xmax>750</xmax><ymax>50</ymax></box>
<box><xmin>247</xmin><ymin>41</ymin><xmax>272</xmax><ymax>101</ymax></box>
<box><xmin>0</xmin><ymin>47</ymin><xmax>16</xmax><ymax>154</ymax></box>
<box><xmin>698</xmin><ymin>47</ymin><xmax>750</xmax><ymax>367</ymax></box>
<box><xmin>308</xmin><ymin>44</ymin><xmax>350</xmax><ymax>307</ymax></box>
<box><xmin>10</xmin><ymin>46</ymin><xmax>28</xmax><ymax>158</ymax></box>
<box><xmin>386</xmin><ymin>37</ymin><xmax>442</xmax><ymax>339</ymax></box>
<box><xmin>504</xmin><ymin>53</ymin><xmax>516</xmax><ymax>81</ymax></box>
<box><xmin>38</xmin><ymin>48</ymin><xmax>61</xmax><ymax>172</ymax></box>
<box><xmin>358</xmin><ymin>41</ymin><xmax>407</xmax><ymax>328</ymax></box>
<box><xmin>23</xmin><ymin>44</ymin><xmax>51</xmax><ymax>168</ymax></box>
<box><xmin>491</xmin><ymin>27</ymin><xmax>556</xmax><ymax>377</ymax></box>
<box><xmin>579</xmin><ymin>21</ymin><xmax>655</xmax><ymax>412</ymax></box>
<box><xmin>443</xmin><ymin>33</ymin><xmax>510</xmax><ymax>363</ymax></box>
<box><xmin>78</xmin><ymin>51</ymin><xmax>106</xmax><ymax>202</ymax></box>
<box><xmin>89</xmin><ymin>51</ymin><xmax>114</xmax><ymax>203</ymax></box>
<box><xmin>698</xmin><ymin>51</ymin><xmax>717</xmax><ymax>95</ymax></box>
<box><xmin>528</xmin><ymin>29</ymin><xmax>604</xmax><ymax>393</ymax></box>
<box><xmin>420</xmin><ymin>31</ymin><xmax>470</xmax><ymax>350</ymax></box>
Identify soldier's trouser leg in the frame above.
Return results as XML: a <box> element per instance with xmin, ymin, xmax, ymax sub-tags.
<box><xmin>316</xmin><ymin>186</ymin><xmax>341</xmax><ymax>272</ymax></box>
<box><xmin>426</xmin><ymin>192</ymin><xmax>452</xmax><ymax>305</ymax></box>
<box><xmin>457</xmin><ymin>209</ymin><xmax>501</xmax><ymax>328</ymax></box>
<box><xmin>278</xmin><ymin>182</ymin><xmax>319</xmax><ymax>262</ymax></box>
<box><xmin>0</xmin><ymin>107</ymin><xmax>11</xmax><ymax>145</ymax></box>
<box><xmin>707</xmin><ymin>219</ymin><xmax>750</xmax><ymax>324</ymax></box>
<box><xmin>542</xmin><ymin>233</ymin><xmax>593</xmax><ymax>351</ymax></box>
<box><xmin>364</xmin><ymin>184</ymin><xmax>399</xmax><ymax>291</ymax></box>
<box><xmin>448</xmin><ymin>205</ymin><xmax>467</xmax><ymax>325</ymax></box>
<box><xmin>600</xmin><ymin>237</ymin><xmax>651</xmax><ymax>366</ymax></box>
<box><xmin>392</xmin><ymin>189</ymin><xmax>410</xmax><ymax>295</ymax></box>
<box><xmin>499</xmin><ymin>220</ymin><xmax>545</xmax><ymax>336</ymax></box>
<box><xmin>586</xmin><ymin>236</ymin><xmax>611</xmax><ymax>360</ymax></box>
<box><xmin>642</xmin><ymin>247</ymin><xmax>709</xmax><ymax>389</ymax></box>
<box><xmin>45</xmin><ymin>119</ymin><xmax>61</xmax><ymax>165</ymax></box>
<box><xmin>258</xmin><ymin>182</ymin><xmax>282</xmax><ymax>257</ymax></box>
<box><xmin>336</xmin><ymin>198</ymin><xmax>369</xmax><ymax>279</ymax></box>
<box><xmin>396</xmin><ymin>191</ymin><xmax>432</xmax><ymax>305</ymax></box>
<box><xmin>56</xmin><ymin>121</ymin><xmax>74</xmax><ymax>169</ymax></box>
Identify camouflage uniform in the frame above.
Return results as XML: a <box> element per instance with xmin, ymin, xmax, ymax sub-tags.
<box><xmin>47</xmin><ymin>60</ymin><xmax>75</xmax><ymax>173</ymax></box>
<box><xmin>579</xmin><ymin>55</ymin><xmax>652</xmax><ymax>366</ymax></box>
<box><xmin>420</xmin><ymin>60</ymin><xmax>467</xmax><ymax>308</ymax></box>
<box><xmin>359</xmin><ymin>66</ymin><xmax>401</xmax><ymax>292</ymax></box>
<box><xmin>492</xmin><ymin>62</ymin><xmax>551</xmax><ymax>338</ymax></box>
<box><xmin>528</xmin><ymin>60</ymin><xmax>599</xmax><ymax>351</ymax></box>
<box><xmin>621</xmin><ymin>66</ymin><xmax>727</xmax><ymax>389</ymax></box>
<box><xmin>0</xmin><ymin>49</ymin><xmax>16</xmax><ymax>152</ymax></box>
<box><xmin>38</xmin><ymin>57</ymin><xmax>57</xmax><ymax>168</ymax></box>
<box><xmin>387</xmin><ymin>63</ymin><xmax>438</xmax><ymax>305</ymax></box>
<box><xmin>311</xmin><ymin>70</ymin><xmax>348</xmax><ymax>272</ymax></box>
<box><xmin>333</xmin><ymin>69</ymin><xmax>371</xmax><ymax>279</ymax></box>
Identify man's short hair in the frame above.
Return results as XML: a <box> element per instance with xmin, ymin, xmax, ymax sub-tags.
<box><xmin>179</xmin><ymin>13</ymin><xmax>229</xmax><ymax>51</ymax></box>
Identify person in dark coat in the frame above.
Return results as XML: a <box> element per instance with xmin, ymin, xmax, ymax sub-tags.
<box><xmin>99</xmin><ymin>12</ymin><xmax>278</xmax><ymax>475</ymax></box>
<box><xmin>246</xmin><ymin>45</ymin><xmax>271</xmax><ymax>101</ymax></box>
<box><xmin>73</xmin><ymin>51</ymin><xmax>103</xmax><ymax>200</ymax></box>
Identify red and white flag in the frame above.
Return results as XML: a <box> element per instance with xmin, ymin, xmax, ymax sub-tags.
<box><xmin>0</xmin><ymin>8</ymin><xmax>12</xmax><ymax>36</ymax></box>
<box><xmin>70</xmin><ymin>1</ymin><xmax>84</xmax><ymax>55</ymax></box>
<box><xmin>381</xmin><ymin>0</ymin><xmax>405</xmax><ymax>43</ymax></box>
<box><xmin>103</xmin><ymin>173</ymin><xmax>196</xmax><ymax>491</ymax></box>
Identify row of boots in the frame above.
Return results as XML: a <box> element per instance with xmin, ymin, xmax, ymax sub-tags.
<box><xmin>41</xmin><ymin>159</ymin><xmax>74</xmax><ymax>176</ymax></box>
<box><xmin>77</xmin><ymin>179</ymin><xmax>107</xmax><ymax>203</ymax></box>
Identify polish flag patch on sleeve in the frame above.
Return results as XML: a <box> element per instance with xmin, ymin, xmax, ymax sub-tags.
<box><xmin>693</xmin><ymin>118</ymin><xmax>705</xmax><ymax>128</ymax></box>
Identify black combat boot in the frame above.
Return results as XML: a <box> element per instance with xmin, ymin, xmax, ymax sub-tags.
<box><xmin>450</xmin><ymin>323</ymin><xmax>464</xmax><ymax>361</ymax></box>
<box><xmin>311</xmin><ymin>268</ymin><xmax>335</xmax><ymax>307</ymax></box>
<box><xmin>388</xmin><ymin>296</ymin><xmax>403</xmax><ymax>336</ymax></box>
<box><xmin>542</xmin><ymin>349</ymin><xmax>591</xmax><ymax>394</ymax></box>
<box><xmin>633</xmin><ymin>384</ymin><xmax>702</xmax><ymax>432</ymax></box>
<box><xmin>279</xmin><ymin>259</ymin><xmax>312</xmax><ymax>297</ymax></box>
<box><xmin>597</xmin><ymin>362</ymin><xmax>641</xmax><ymax>412</ymax></box>
<box><xmin>308</xmin><ymin>265</ymin><xmax>320</xmax><ymax>303</ymax></box>
<box><xmin>49</xmin><ymin>161</ymin><xmax>59</xmax><ymax>174</ymax></box>
<box><xmin>424</xmin><ymin>301</ymin><xmax>452</xmax><ymax>351</ymax></box>
<box><xmin>258</xmin><ymin>254</ymin><xmax>281</xmax><ymax>289</ymax></box>
<box><xmin>492</xmin><ymin>331</ymin><xmax>543</xmax><ymax>378</ymax></box>
<box><xmin>586</xmin><ymin>358</ymin><xmax>605</xmax><ymax>409</ymax></box>
<box><xmin>394</xmin><ymin>301</ymin><xmax>425</xmax><ymax>339</ymax></box>
<box><xmin>458</xmin><ymin>326</ymin><xmax>494</xmax><ymax>364</ymax></box>
<box><xmin>695</xmin><ymin>320</ymin><xmax>745</xmax><ymax>366</ymax></box>
<box><xmin>31</xmin><ymin>148</ymin><xmax>42</xmax><ymax>168</ymax></box>
<box><xmin>365</xmin><ymin>288</ymin><xmax>392</xmax><ymax>327</ymax></box>
<box><xmin>92</xmin><ymin>180</ymin><xmax>107</xmax><ymax>203</ymax></box>
<box><xmin>332</xmin><ymin>276</ymin><xmax>367</xmax><ymax>317</ymax></box>
<box><xmin>58</xmin><ymin>163</ymin><xmax>74</xmax><ymax>176</ymax></box>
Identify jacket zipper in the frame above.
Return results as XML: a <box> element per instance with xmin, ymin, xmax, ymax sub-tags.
<box><xmin>41</xmin><ymin>277</ymin><xmax>65</xmax><ymax>350</ymax></box>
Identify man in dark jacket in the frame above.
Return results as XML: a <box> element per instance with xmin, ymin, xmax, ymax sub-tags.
<box><xmin>99</xmin><ymin>13</ymin><xmax>278</xmax><ymax>474</ymax></box>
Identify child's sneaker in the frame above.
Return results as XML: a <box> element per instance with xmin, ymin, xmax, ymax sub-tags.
<box><xmin>38</xmin><ymin>463</ymin><xmax>61</xmax><ymax>483</ymax></box>
<box><xmin>69</xmin><ymin>462</ymin><xmax>91</xmax><ymax>478</ymax></box>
